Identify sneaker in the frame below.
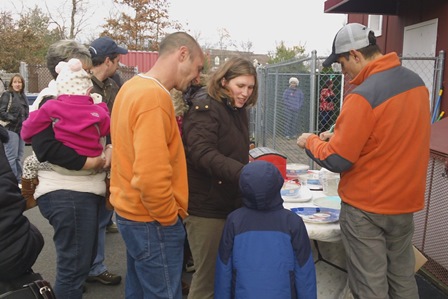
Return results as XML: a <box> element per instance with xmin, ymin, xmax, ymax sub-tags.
<box><xmin>106</xmin><ymin>222</ymin><xmax>118</xmax><ymax>233</ymax></box>
<box><xmin>86</xmin><ymin>271</ymin><xmax>121</xmax><ymax>285</ymax></box>
<box><xmin>185</xmin><ymin>257</ymin><xmax>195</xmax><ymax>273</ymax></box>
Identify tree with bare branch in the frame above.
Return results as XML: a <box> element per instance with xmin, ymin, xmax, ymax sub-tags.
<box><xmin>101</xmin><ymin>0</ymin><xmax>182</xmax><ymax>51</ymax></box>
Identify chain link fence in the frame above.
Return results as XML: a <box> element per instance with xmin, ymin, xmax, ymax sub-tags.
<box><xmin>253</xmin><ymin>50</ymin><xmax>445</xmax><ymax>166</ymax></box>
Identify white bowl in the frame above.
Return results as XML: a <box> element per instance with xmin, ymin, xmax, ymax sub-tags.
<box><xmin>286</xmin><ymin>163</ymin><xmax>310</xmax><ymax>178</ymax></box>
<box><xmin>281</xmin><ymin>182</ymin><xmax>301</xmax><ymax>197</ymax></box>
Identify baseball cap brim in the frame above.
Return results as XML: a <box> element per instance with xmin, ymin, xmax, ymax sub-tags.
<box><xmin>116</xmin><ymin>46</ymin><xmax>128</xmax><ymax>55</ymax></box>
<box><xmin>323</xmin><ymin>53</ymin><xmax>337</xmax><ymax>68</ymax></box>
<box><xmin>322</xmin><ymin>33</ymin><xmax>338</xmax><ymax>68</ymax></box>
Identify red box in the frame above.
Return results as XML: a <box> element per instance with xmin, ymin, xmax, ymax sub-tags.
<box><xmin>249</xmin><ymin>147</ymin><xmax>287</xmax><ymax>178</ymax></box>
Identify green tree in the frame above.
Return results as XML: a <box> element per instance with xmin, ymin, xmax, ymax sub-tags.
<box><xmin>101</xmin><ymin>0</ymin><xmax>182</xmax><ymax>51</ymax></box>
<box><xmin>268</xmin><ymin>41</ymin><xmax>306</xmax><ymax>64</ymax></box>
<box><xmin>267</xmin><ymin>41</ymin><xmax>309</xmax><ymax>72</ymax></box>
<box><xmin>0</xmin><ymin>7</ymin><xmax>59</xmax><ymax>72</ymax></box>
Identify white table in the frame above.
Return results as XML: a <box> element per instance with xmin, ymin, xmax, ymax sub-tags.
<box><xmin>283</xmin><ymin>189</ymin><xmax>346</xmax><ymax>272</ymax></box>
<box><xmin>283</xmin><ymin>190</ymin><xmax>342</xmax><ymax>243</ymax></box>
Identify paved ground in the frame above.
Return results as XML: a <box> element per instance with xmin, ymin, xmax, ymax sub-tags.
<box><xmin>21</xmin><ymin>146</ymin><xmax>191</xmax><ymax>299</ymax></box>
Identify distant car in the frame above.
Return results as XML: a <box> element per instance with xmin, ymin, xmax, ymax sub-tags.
<box><xmin>26</xmin><ymin>93</ymin><xmax>39</xmax><ymax>105</ymax></box>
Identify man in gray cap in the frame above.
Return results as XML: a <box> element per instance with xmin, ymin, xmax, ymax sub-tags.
<box><xmin>297</xmin><ymin>23</ymin><xmax>430</xmax><ymax>299</ymax></box>
<box><xmin>85</xmin><ymin>36</ymin><xmax>128</xmax><ymax>286</ymax></box>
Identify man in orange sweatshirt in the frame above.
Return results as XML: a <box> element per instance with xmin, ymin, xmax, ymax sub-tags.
<box><xmin>297</xmin><ymin>23</ymin><xmax>430</xmax><ymax>299</ymax></box>
<box><xmin>110</xmin><ymin>32</ymin><xmax>204</xmax><ymax>299</ymax></box>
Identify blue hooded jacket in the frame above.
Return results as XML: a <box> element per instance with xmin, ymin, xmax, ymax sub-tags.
<box><xmin>215</xmin><ymin>160</ymin><xmax>317</xmax><ymax>299</ymax></box>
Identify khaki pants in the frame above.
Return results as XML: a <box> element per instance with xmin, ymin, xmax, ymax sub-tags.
<box><xmin>339</xmin><ymin>202</ymin><xmax>418</xmax><ymax>299</ymax></box>
<box><xmin>184</xmin><ymin>216</ymin><xmax>226</xmax><ymax>299</ymax></box>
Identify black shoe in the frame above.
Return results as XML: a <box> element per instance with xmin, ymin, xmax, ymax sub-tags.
<box><xmin>86</xmin><ymin>271</ymin><xmax>121</xmax><ymax>285</ymax></box>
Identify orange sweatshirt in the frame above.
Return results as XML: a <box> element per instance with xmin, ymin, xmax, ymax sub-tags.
<box><xmin>306</xmin><ymin>53</ymin><xmax>430</xmax><ymax>214</ymax></box>
<box><xmin>110</xmin><ymin>75</ymin><xmax>188</xmax><ymax>225</ymax></box>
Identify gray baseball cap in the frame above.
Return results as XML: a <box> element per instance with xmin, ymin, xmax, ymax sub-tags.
<box><xmin>323</xmin><ymin>23</ymin><xmax>372</xmax><ymax>67</ymax></box>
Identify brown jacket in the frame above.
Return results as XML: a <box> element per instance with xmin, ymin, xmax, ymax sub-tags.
<box><xmin>182</xmin><ymin>88</ymin><xmax>250</xmax><ymax>219</ymax></box>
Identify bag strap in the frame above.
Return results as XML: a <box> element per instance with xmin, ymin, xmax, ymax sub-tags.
<box><xmin>35</xmin><ymin>280</ymin><xmax>55</xmax><ymax>299</ymax></box>
<box><xmin>27</xmin><ymin>280</ymin><xmax>56</xmax><ymax>299</ymax></box>
<box><xmin>6</xmin><ymin>93</ymin><xmax>12</xmax><ymax>113</ymax></box>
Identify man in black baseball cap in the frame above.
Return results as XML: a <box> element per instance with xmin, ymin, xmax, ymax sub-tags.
<box><xmin>85</xmin><ymin>36</ymin><xmax>128</xmax><ymax>286</ymax></box>
<box><xmin>89</xmin><ymin>36</ymin><xmax>128</xmax><ymax>57</ymax></box>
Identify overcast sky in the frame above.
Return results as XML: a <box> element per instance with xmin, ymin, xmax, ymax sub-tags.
<box><xmin>2</xmin><ymin>0</ymin><xmax>346</xmax><ymax>55</ymax></box>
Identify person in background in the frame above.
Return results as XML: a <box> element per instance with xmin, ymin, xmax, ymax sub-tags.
<box><xmin>85</xmin><ymin>35</ymin><xmax>129</xmax><ymax>285</ymax></box>
<box><xmin>282</xmin><ymin>77</ymin><xmax>304</xmax><ymax>140</ymax></box>
<box><xmin>0</xmin><ymin>74</ymin><xmax>29</xmax><ymax>184</ymax></box>
<box><xmin>297</xmin><ymin>23</ymin><xmax>430</xmax><ymax>299</ymax></box>
<box><xmin>182</xmin><ymin>57</ymin><xmax>258</xmax><ymax>299</ymax></box>
<box><xmin>28</xmin><ymin>39</ymin><xmax>107</xmax><ymax>299</ymax></box>
<box><xmin>110</xmin><ymin>32</ymin><xmax>204</xmax><ymax>299</ymax></box>
<box><xmin>0</xmin><ymin>125</ymin><xmax>44</xmax><ymax>287</ymax></box>
<box><xmin>215</xmin><ymin>160</ymin><xmax>317</xmax><ymax>299</ymax></box>
<box><xmin>319</xmin><ymin>79</ymin><xmax>336</xmax><ymax>134</ymax></box>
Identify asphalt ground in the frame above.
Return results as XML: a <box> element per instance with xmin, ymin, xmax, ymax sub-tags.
<box><xmin>22</xmin><ymin>146</ymin><xmax>192</xmax><ymax>299</ymax></box>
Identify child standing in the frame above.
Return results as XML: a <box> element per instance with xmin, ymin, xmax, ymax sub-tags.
<box><xmin>215</xmin><ymin>160</ymin><xmax>317</xmax><ymax>299</ymax></box>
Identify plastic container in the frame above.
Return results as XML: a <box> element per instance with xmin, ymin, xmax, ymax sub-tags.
<box><xmin>319</xmin><ymin>168</ymin><xmax>340</xmax><ymax>196</ymax></box>
<box><xmin>286</xmin><ymin>163</ymin><xmax>309</xmax><ymax>179</ymax></box>
<box><xmin>298</xmin><ymin>170</ymin><xmax>321</xmax><ymax>188</ymax></box>
<box><xmin>280</xmin><ymin>182</ymin><xmax>301</xmax><ymax>197</ymax></box>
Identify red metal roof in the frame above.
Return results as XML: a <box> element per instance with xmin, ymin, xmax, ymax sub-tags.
<box><xmin>120</xmin><ymin>51</ymin><xmax>159</xmax><ymax>73</ymax></box>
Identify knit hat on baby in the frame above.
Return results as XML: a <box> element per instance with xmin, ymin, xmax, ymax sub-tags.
<box><xmin>55</xmin><ymin>58</ymin><xmax>92</xmax><ymax>95</ymax></box>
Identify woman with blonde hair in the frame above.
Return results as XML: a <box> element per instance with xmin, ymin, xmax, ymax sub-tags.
<box><xmin>182</xmin><ymin>57</ymin><xmax>258</xmax><ymax>299</ymax></box>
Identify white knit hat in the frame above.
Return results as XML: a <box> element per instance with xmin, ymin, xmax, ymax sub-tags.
<box><xmin>55</xmin><ymin>58</ymin><xmax>92</xmax><ymax>95</ymax></box>
<box><xmin>289</xmin><ymin>77</ymin><xmax>299</xmax><ymax>85</ymax></box>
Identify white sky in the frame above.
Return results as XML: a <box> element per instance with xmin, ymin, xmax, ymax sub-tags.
<box><xmin>2</xmin><ymin>0</ymin><xmax>346</xmax><ymax>55</ymax></box>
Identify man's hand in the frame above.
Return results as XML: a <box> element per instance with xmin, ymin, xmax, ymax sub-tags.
<box><xmin>83</xmin><ymin>156</ymin><xmax>106</xmax><ymax>172</ymax></box>
<box><xmin>319</xmin><ymin>131</ymin><xmax>334</xmax><ymax>141</ymax></box>
<box><xmin>104</xmin><ymin>145</ymin><xmax>112</xmax><ymax>169</ymax></box>
<box><xmin>297</xmin><ymin>133</ymin><xmax>314</xmax><ymax>149</ymax></box>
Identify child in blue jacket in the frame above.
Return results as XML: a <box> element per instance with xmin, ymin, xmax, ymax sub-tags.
<box><xmin>215</xmin><ymin>160</ymin><xmax>317</xmax><ymax>299</ymax></box>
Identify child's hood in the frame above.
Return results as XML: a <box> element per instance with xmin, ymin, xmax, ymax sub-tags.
<box><xmin>239</xmin><ymin>160</ymin><xmax>284</xmax><ymax>211</ymax></box>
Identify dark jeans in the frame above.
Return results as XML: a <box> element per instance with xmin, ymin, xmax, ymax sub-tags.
<box><xmin>38</xmin><ymin>190</ymin><xmax>101</xmax><ymax>299</ymax></box>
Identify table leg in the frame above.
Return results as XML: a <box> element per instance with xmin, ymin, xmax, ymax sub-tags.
<box><xmin>313</xmin><ymin>240</ymin><xmax>347</xmax><ymax>273</ymax></box>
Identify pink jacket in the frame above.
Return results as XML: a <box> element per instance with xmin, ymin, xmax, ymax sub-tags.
<box><xmin>21</xmin><ymin>94</ymin><xmax>110</xmax><ymax>156</ymax></box>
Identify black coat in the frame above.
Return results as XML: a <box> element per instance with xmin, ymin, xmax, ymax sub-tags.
<box><xmin>182</xmin><ymin>88</ymin><xmax>250</xmax><ymax>219</ymax></box>
<box><xmin>0</xmin><ymin>126</ymin><xmax>44</xmax><ymax>280</ymax></box>
<box><xmin>0</xmin><ymin>91</ymin><xmax>29</xmax><ymax>135</ymax></box>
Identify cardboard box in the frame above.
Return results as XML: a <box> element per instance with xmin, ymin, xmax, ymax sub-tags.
<box><xmin>414</xmin><ymin>246</ymin><xmax>428</xmax><ymax>272</ymax></box>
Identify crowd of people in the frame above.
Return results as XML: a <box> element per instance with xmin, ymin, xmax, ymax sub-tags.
<box><xmin>0</xmin><ymin>22</ymin><xmax>431</xmax><ymax>299</ymax></box>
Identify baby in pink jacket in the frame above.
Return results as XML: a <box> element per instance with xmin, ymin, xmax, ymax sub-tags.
<box><xmin>21</xmin><ymin>58</ymin><xmax>110</xmax><ymax>156</ymax></box>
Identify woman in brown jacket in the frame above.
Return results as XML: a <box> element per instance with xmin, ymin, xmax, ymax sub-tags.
<box><xmin>182</xmin><ymin>57</ymin><xmax>258</xmax><ymax>299</ymax></box>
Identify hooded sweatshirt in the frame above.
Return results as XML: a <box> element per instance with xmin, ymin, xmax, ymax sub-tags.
<box><xmin>215</xmin><ymin>160</ymin><xmax>317</xmax><ymax>299</ymax></box>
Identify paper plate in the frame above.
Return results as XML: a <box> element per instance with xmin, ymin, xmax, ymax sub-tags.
<box><xmin>290</xmin><ymin>207</ymin><xmax>340</xmax><ymax>224</ymax></box>
<box><xmin>313</xmin><ymin>196</ymin><xmax>341</xmax><ymax>210</ymax></box>
<box><xmin>281</xmin><ymin>185</ymin><xmax>312</xmax><ymax>203</ymax></box>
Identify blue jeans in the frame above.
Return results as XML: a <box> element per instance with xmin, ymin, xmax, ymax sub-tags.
<box><xmin>38</xmin><ymin>190</ymin><xmax>101</xmax><ymax>299</ymax></box>
<box><xmin>4</xmin><ymin>130</ymin><xmax>24</xmax><ymax>183</ymax></box>
<box><xmin>89</xmin><ymin>197</ymin><xmax>113</xmax><ymax>276</ymax></box>
<box><xmin>116</xmin><ymin>214</ymin><xmax>185</xmax><ymax>299</ymax></box>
